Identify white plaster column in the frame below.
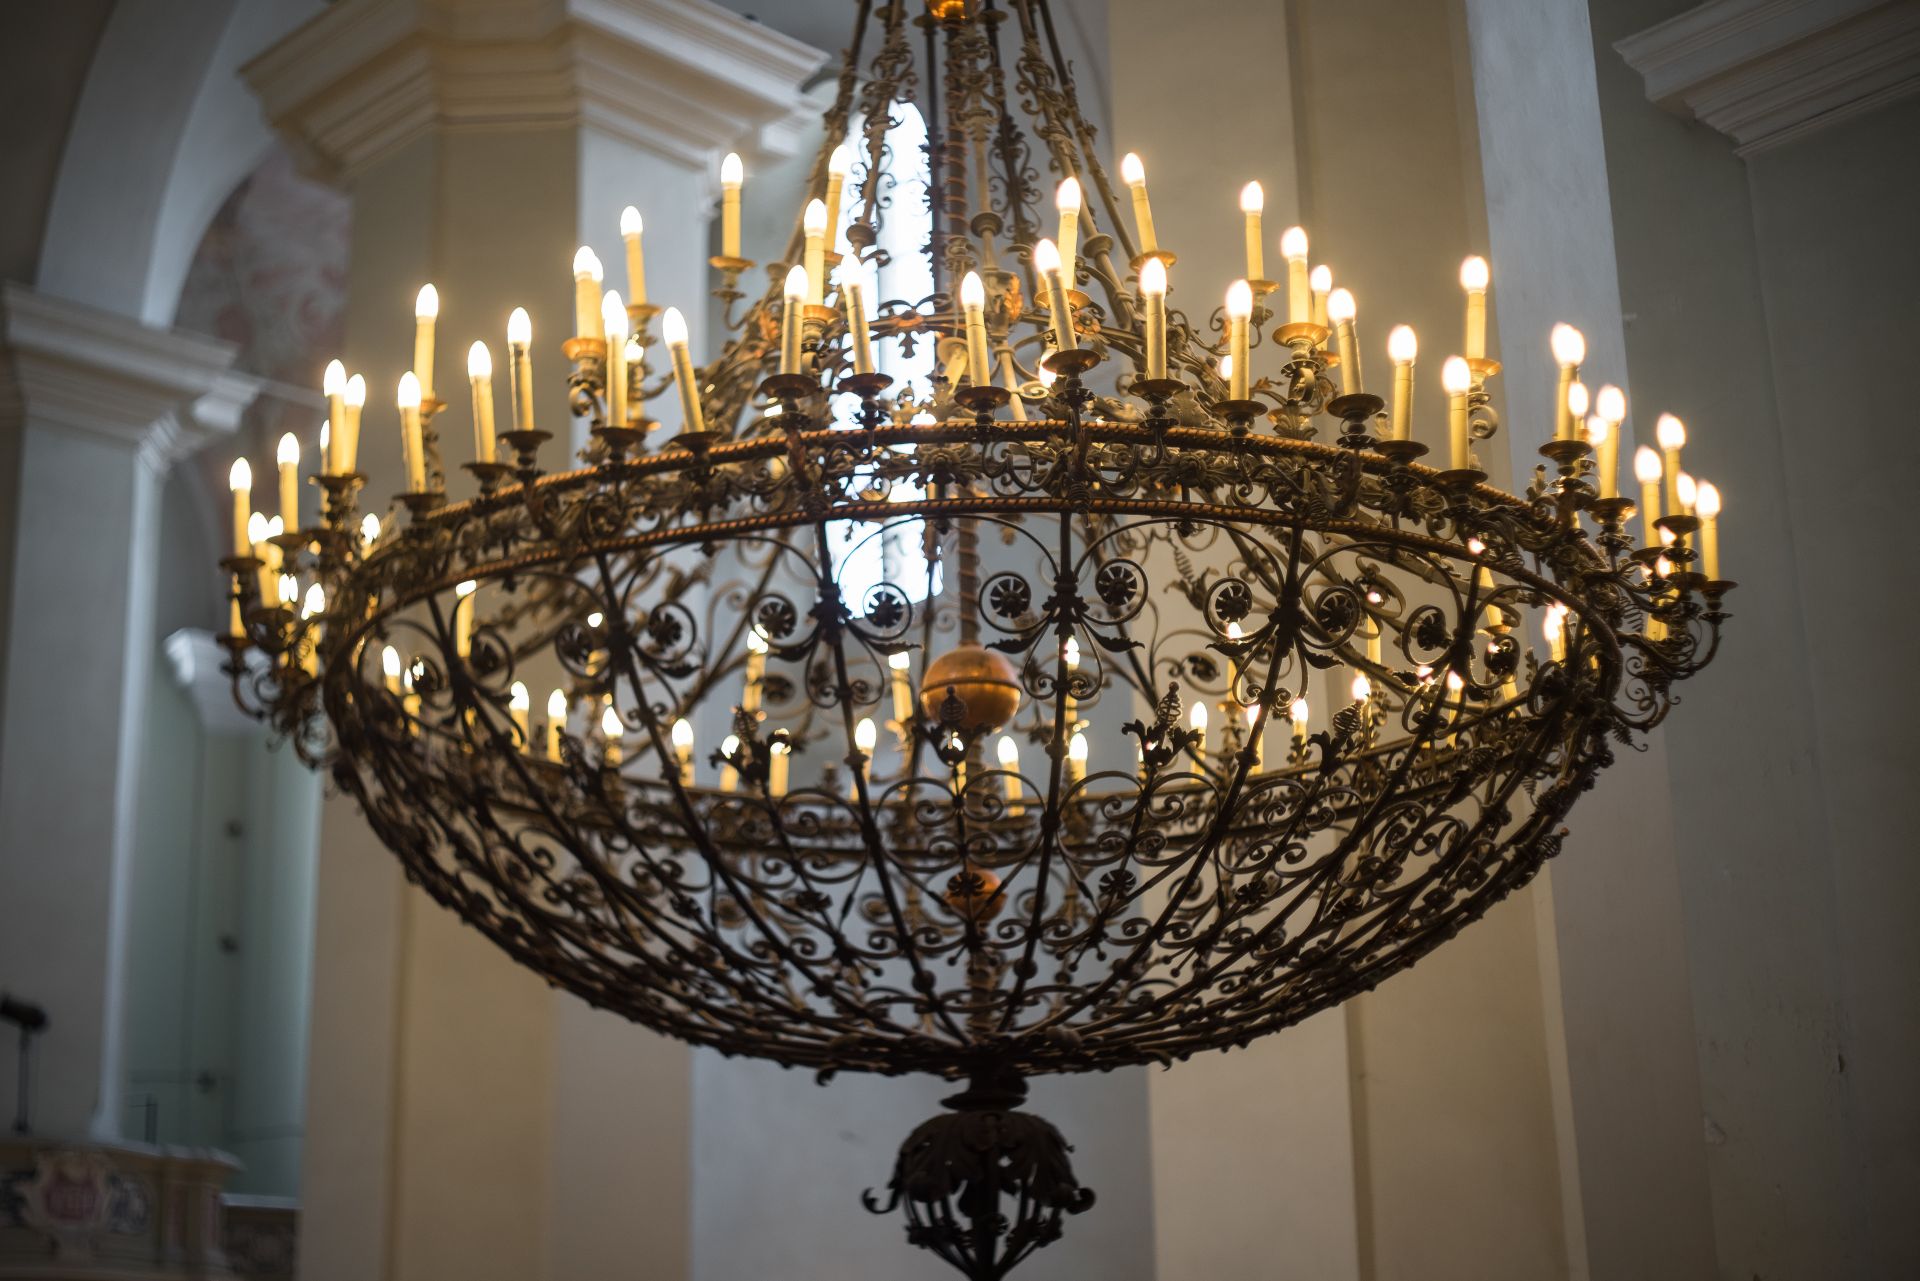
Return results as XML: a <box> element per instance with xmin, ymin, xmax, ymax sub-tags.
<box><xmin>244</xmin><ymin>4</ymin><xmax>820</xmax><ymax>1278</ymax></box>
<box><xmin>0</xmin><ymin>284</ymin><xmax>254</xmax><ymax>1142</ymax></box>
<box><xmin>1463</xmin><ymin>2</ymin><xmax>1720</xmax><ymax>1275</ymax></box>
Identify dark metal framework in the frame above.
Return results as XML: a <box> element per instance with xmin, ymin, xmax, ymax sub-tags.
<box><xmin>218</xmin><ymin>3</ymin><xmax>1731</xmax><ymax>1277</ymax></box>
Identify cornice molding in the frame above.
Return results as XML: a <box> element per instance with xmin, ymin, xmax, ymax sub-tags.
<box><xmin>0</xmin><ymin>284</ymin><xmax>258</xmax><ymax>470</ymax></box>
<box><xmin>1616</xmin><ymin>0</ymin><xmax>1920</xmax><ymax>155</ymax></box>
<box><xmin>243</xmin><ymin>0</ymin><xmax>826</xmax><ymax>182</ymax></box>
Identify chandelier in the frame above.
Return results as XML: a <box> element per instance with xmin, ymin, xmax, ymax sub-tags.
<box><xmin>216</xmin><ymin>1</ymin><xmax>1732</xmax><ymax>1275</ymax></box>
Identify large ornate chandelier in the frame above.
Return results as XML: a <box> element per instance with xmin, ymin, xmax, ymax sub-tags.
<box><xmin>216</xmin><ymin>1</ymin><xmax>1732</xmax><ymax>1275</ymax></box>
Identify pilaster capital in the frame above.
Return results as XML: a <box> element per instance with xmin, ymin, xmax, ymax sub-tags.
<box><xmin>244</xmin><ymin>0</ymin><xmax>826</xmax><ymax>183</ymax></box>
<box><xmin>1616</xmin><ymin>0</ymin><xmax>1920</xmax><ymax>155</ymax></box>
<box><xmin>0</xmin><ymin>284</ymin><xmax>258</xmax><ymax>472</ymax></box>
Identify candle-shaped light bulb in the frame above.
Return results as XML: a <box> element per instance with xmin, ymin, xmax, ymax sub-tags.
<box><xmin>276</xmin><ymin>432</ymin><xmax>301</xmax><ymax>529</ymax></box>
<box><xmin>322</xmin><ymin>359</ymin><xmax>346</xmax><ymax>472</ymax></box>
<box><xmin>1675</xmin><ymin>471</ymin><xmax>1697</xmax><ymax>515</ymax></box>
<box><xmin>1239</xmin><ymin>182</ymin><xmax>1266</xmax><ymax>284</ymax></box>
<box><xmin>719</xmin><ymin>733</ymin><xmax>741</xmax><ymax>790</ymax></box>
<box><xmin>802</xmin><ymin>198</ymin><xmax>829</xmax><ymax>305</ymax></box>
<box><xmin>1656</xmin><ymin>413</ymin><xmax>1687</xmax><ymax>514</ymax></box>
<box><xmin>959</xmin><ymin>270</ymin><xmax>990</xmax><ymax>387</ymax></box>
<box><xmin>997</xmin><ymin>734</ymin><xmax>1019</xmax><ymax>769</ymax></box>
<box><xmin>414</xmin><ymin>283</ymin><xmax>439</xmax><ymax>402</ymax></box>
<box><xmin>742</xmin><ymin>624</ymin><xmax>769</xmax><ymax>714</ymax></box>
<box><xmin>1064</xmin><ymin>636</ymin><xmax>1080</xmax><ymax>669</ymax></box>
<box><xmin>1189</xmin><ymin>698</ymin><xmax>1209</xmax><ymax>738</ymax></box>
<box><xmin>1121</xmin><ymin>151</ymin><xmax>1157</xmax><ymax>253</ymax></box>
<box><xmin>1351</xmin><ymin>672</ymin><xmax>1372</xmax><ymax>704</ymax></box>
<box><xmin>1327</xmin><ymin>287</ymin><xmax>1361</xmax><ymax>395</ymax></box>
<box><xmin>1595</xmin><ymin>383</ymin><xmax>1625</xmax><ymax>422</ymax></box>
<box><xmin>302</xmin><ymin>583</ymin><xmax>325</xmax><ymax>620</ymax></box>
<box><xmin>1055</xmin><ymin>176</ymin><xmax>1082</xmax><ymax>287</ymax></box>
<box><xmin>1590</xmin><ymin>384</ymin><xmax>1624</xmax><ymax>499</ymax></box>
<box><xmin>466</xmin><ymin>340</ymin><xmax>497</xmax><ymax>464</ymax></box>
<box><xmin>278</xmin><ymin>573</ymin><xmax>298</xmax><ymax>608</ymax></box>
<box><xmin>1542</xmin><ymin>604</ymin><xmax>1567</xmax><ymax>663</ymax></box>
<box><xmin>671</xmin><ymin>716</ymin><xmax>695</xmax><ymax>784</ymax></box>
<box><xmin>228</xmin><ymin>458</ymin><xmax>253</xmax><ymax>557</ymax></box>
<box><xmin>546</xmin><ymin>688</ymin><xmax>568</xmax><ymax>762</ymax></box>
<box><xmin>1278</xmin><ymin>224</ymin><xmax>1309</xmax><ymax>322</ymax></box>
<box><xmin>1307</xmin><ymin>264</ymin><xmax>1333</xmax><ymax>328</ymax></box>
<box><xmin>382</xmin><ymin>644</ymin><xmax>402</xmax><ymax>693</ymax></box>
<box><xmin>1634</xmin><ymin>445</ymin><xmax>1664</xmax><ymax>534</ymax></box>
<box><xmin>339</xmin><ymin>374</ymin><xmax>365</xmax><ymax>474</ymax></box>
<box><xmin>1226</xmin><ymin>278</ymin><xmax>1254</xmax><ymax>401</ymax></box>
<box><xmin>1567</xmin><ymin>379</ymin><xmax>1589</xmax><ymax>423</ymax></box>
<box><xmin>619</xmin><ymin>205</ymin><xmax>647</xmax><ymax>306</ymax></box>
<box><xmin>1460</xmin><ymin>256</ymin><xmax>1490</xmax><ymax>360</ymax></box>
<box><xmin>1695</xmin><ymin>480</ymin><xmax>1722</xmax><ymax>579</ymax></box>
<box><xmin>602</xmin><ymin>290</ymin><xmax>629</xmax><ymax>429</ymax></box>
<box><xmin>780</xmin><ymin>264</ymin><xmax>808</xmax><ymax>375</ymax></box>
<box><xmin>602</xmin><ymin>703</ymin><xmax>624</xmax><ymax>765</ymax></box>
<box><xmin>719</xmin><ymin>151</ymin><xmax>744</xmax><ymax>259</ymax></box>
<box><xmin>1387</xmin><ymin>324</ymin><xmax>1417</xmax><ymax>441</ymax></box>
<box><xmin>397</xmin><ymin>371</ymin><xmax>425</xmax><ymax>491</ymax></box>
<box><xmin>1139</xmin><ymin>256</ymin><xmax>1168</xmax><ymax>381</ymax></box>
<box><xmin>1289</xmin><ymin>695</ymin><xmax>1310</xmax><ymax>741</ymax></box>
<box><xmin>1550</xmin><ymin>323</ymin><xmax>1585</xmax><ymax>441</ymax></box>
<box><xmin>1068</xmin><ymin>730</ymin><xmax>1089</xmax><ymax>783</ymax></box>
<box><xmin>509</xmin><ymin>681</ymin><xmax>530</xmax><ymax>745</ymax></box>
<box><xmin>451</xmin><ymin>578</ymin><xmax>477</xmax><ymax>658</ymax></box>
<box><xmin>1442</xmin><ymin>355</ymin><xmax>1472</xmax><ymax>470</ymax></box>
<box><xmin>887</xmin><ymin>648</ymin><xmax>913</xmax><ymax>727</ymax></box>
<box><xmin>840</xmin><ymin>263</ymin><xmax>875</xmax><ymax>375</ymax></box>
<box><xmin>768</xmin><ymin>739</ymin><xmax>790</xmax><ymax>796</ymax></box>
<box><xmin>1034</xmin><ymin>237</ymin><xmax>1077</xmax><ymax>352</ymax></box>
<box><xmin>824</xmin><ymin>144</ymin><xmax>852</xmax><ymax>234</ymax></box>
<box><xmin>507</xmin><ymin>307</ymin><xmax>534</xmax><ymax>434</ymax></box>
<box><xmin>572</xmin><ymin>246</ymin><xmax>605</xmax><ymax>342</ymax></box>
<box><xmin>662</xmin><ymin>306</ymin><xmax>704</xmax><ymax>432</ymax></box>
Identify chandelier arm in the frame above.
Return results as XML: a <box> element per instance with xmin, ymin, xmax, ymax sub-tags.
<box><xmin>1029</xmin><ymin>0</ymin><xmax>1136</xmax><ymax>271</ymax></box>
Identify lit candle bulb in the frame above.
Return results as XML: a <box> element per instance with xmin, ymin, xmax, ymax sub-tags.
<box><xmin>1550</xmin><ymin>323</ymin><xmax>1585</xmax><ymax>441</ymax></box>
<box><xmin>720</xmin><ymin>152</ymin><xmax>744</xmax><ymax>259</ymax></box>
<box><xmin>1240</xmin><ymin>183</ymin><xmax>1266</xmax><ymax>283</ymax></box>
<box><xmin>802</xmin><ymin>198</ymin><xmax>829</xmax><ymax>306</ymax></box>
<box><xmin>1327</xmin><ymin>287</ymin><xmax>1360</xmax><ymax>395</ymax></box>
<box><xmin>1695</xmin><ymin>481</ymin><xmax>1722</xmax><ymax>580</ymax></box>
<box><xmin>322</xmin><ymin>360</ymin><xmax>346</xmax><ymax>473</ymax></box>
<box><xmin>397</xmin><ymin>371</ymin><xmax>425</xmax><ymax>491</ymax></box>
<box><xmin>1068</xmin><ymin>730</ymin><xmax>1089</xmax><ymax>787</ymax></box>
<box><xmin>452</xmin><ymin>579</ymin><xmax>477</xmax><ymax>658</ymax></box>
<box><xmin>1139</xmin><ymin>256</ymin><xmax>1168</xmax><ymax>381</ymax></box>
<box><xmin>1034</xmin><ymin>238</ymin><xmax>1076</xmax><ymax>353</ymax></box>
<box><xmin>360</xmin><ymin>512</ymin><xmax>379</xmax><ymax>553</ymax></box>
<box><xmin>960</xmin><ymin>271</ymin><xmax>991</xmax><ymax>387</ymax></box>
<box><xmin>1593</xmin><ymin>384</ymin><xmax>1626</xmax><ymax>499</ymax></box>
<box><xmin>507</xmin><ymin>307</ymin><xmax>534</xmax><ymax>433</ymax></box>
<box><xmin>1634</xmin><ymin>445</ymin><xmax>1663</xmax><ymax>537</ymax></box>
<box><xmin>853</xmin><ymin>717</ymin><xmax>877</xmax><ymax>794</ymax></box>
<box><xmin>546</xmin><ymin>689</ymin><xmax>568</xmax><ymax>762</ymax></box>
<box><xmin>1189</xmin><ymin>699</ymin><xmax>1209</xmax><ymax>763</ymax></box>
<box><xmin>602</xmin><ymin>291</ymin><xmax>629</xmax><ymax>429</ymax></box>
<box><xmin>509</xmin><ymin>681</ymin><xmax>530</xmax><ymax>746</ymax></box>
<box><xmin>780</xmin><ymin>265</ymin><xmax>807</xmax><ymax>376</ymax></box>
<box><xmin>1460</xmin><ymin>256</ymin><xmax>1490</xmax><ymax>359</ymax></box>
<box><xmin>662</xmin><ymin>307</ymin><xmax>704</xmax><ymax>433</ymax></box>
<box><xmin>248</xmin><ymin>511</ymin><xmax>273</xmax><ymax>603</ymax></box>
<box><xmin>262</xmin><ymin>516</ymin><xmax>284</xmax><ymax>591</ymax></box>
<box><xmin>1280</xmin><ymin>225</ymin><xmax>1310</xmax><ymax>323</ymax></box>
<box><xmin>1243</xmin><ymin>702</ymin><xmax>1263</xmax><ymax>768</ymax></box>
<box><xmin>1309</xmin><ymin>265</ymin><xmax>1332</xmax><ymax>328</ymax></box>
<box><xmin>1351</xmin><ymin>671</ymin><xmax>1372</xmax><ymax>708</ymax></box>
<box><xmin>841</xmin><ymin>264</ymin><xmax>875</xmax><ymax>375</ymax></box>
<box><xmin>1656</xmin><ymin>413</ymin><xmax>1687</xmax><ymax>515</ymax></box>
<box><xmin>228</xmin><ymin>460</ymin><xmax>254</xmax><ymax>564</ymax></box>
<box><xmin>602</xmin><ymin>702</ymin><xmax>624</xmax><ymax>766</ymax></box>
<box><xmin>1226</xmin><ymin>279</ymin><xmax>1254</xmax><ymax>400</ymax></box>
<box><xmin>1543</xmin><ymin>603</ymin><xmax>1567</xmax><ymax>663</ymax></box>
<box><xmin>1442</xmin><ymin>356</ymin><xmax>1472</xmax><ymax>470</ymax></box>
<box><xmin>1055</xmin><ymin>176</ymin><xmax>1082</xmax><ymax>288</ymax></box>
<box><xmin>300</xmin><ymin>584</ymin><xmax>325</xmax><ymax>675</ymax></box>
<box><xmin>414</xmin><ymin>284</ymin><xmax>439</xmax><ymax>403</ymax></box>
<box><xmin>672</xmin><ymin>717</ymin><xmax>695</xmax><ymax>785</ymax></box>
<box><xmin>275</xmin><ymin>432</ymin><xmax>301</xmax><ymax>530</ymax></box>
<box><xmin>1120</xmin><ymin>152</ymin><xmax>1157</xmax><ymax>254</ymax></box>
<box><xmin>1675</xmin><ymin>471</ymin><xmax>1697</xmax><ymax>516</ymax></box>
<box><xmin>1387</xmin><ymin>325</ymin><xmax>1417</xmax><ymax>441</ymax></box>
<box><xmin>997</xmin><ymin>734</ymin><xmax>1021</xmax><ymax>808</ymax></box>
<box><xmin>824</xmin><ymin>145</ymin><xmax>852</xmax><ymax>240</ymax></box>
<box><xmin>342</xmin><ymin>374</ymin><xmax>365</xmax><ymax>474</ymax></box>
<box><xmin>619</xmin><ymin>205</ymin><xmax>647</xmax><ymax>306</ymax></box>
<box><xmin>573</xmin><ymin>247</ymin><xmax>605</xmax><ymax>342</ymax></box>
<box><xmin>468</xmin><ymin>341</ymin><xmax>497</xmax><ymax>463</ymax></box>
<box><xmin>768</xmin><ymin>739</ymin><xmax>790</xmax><ymax>797</ymax></box>
<box><xmin>382</xmin><ymin>645</ymin><xmax>403</xmax><ymax>695</ymax></box>
<box><xmin>887</xmin><ymin>650</ymin><xmax>912</xmax><ymax>729</ymax></box>
<box><xmin>1567</xmin><ymin>381</ymin><xmax>1589</xmax><ymax>440</ymax></box>
<box><xmin>1063</xmin><ymin>635</ymin><xmax>1081</xmax><ymax>726</ymax></box>
<box><xmin>719</xmin><ymin>734</ymin><xmax>740</xmax><ymax>792</ymax></box>
<box><xmin>278</xmin><ymin>573</ymin><xmax>299</xmax><ymax>611</ymax></box>
<box><xmin>743</xmin><ymin>627</ymin><xmax>768</xmax><ymax>714</ymax></box>
<box><xmin>1290</xmin><ymin>695</ymin><xmax>1310</xmax><ymax>747</ymax></box>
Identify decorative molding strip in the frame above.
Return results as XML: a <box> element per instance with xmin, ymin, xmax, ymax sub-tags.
<box><xmin>243</xmin><ymin>0</ymin><xmax>826</xmax><ymax>182</ymax></box>
<box><xmin>1616</xmin><ymin>0</ymin><xmax>1920</xmax><ymax>155</ymax></box>
<box><xmin>0</xmin><ymin>284</ymin><xmax>258</xmax><ymax>467</ymax></box>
